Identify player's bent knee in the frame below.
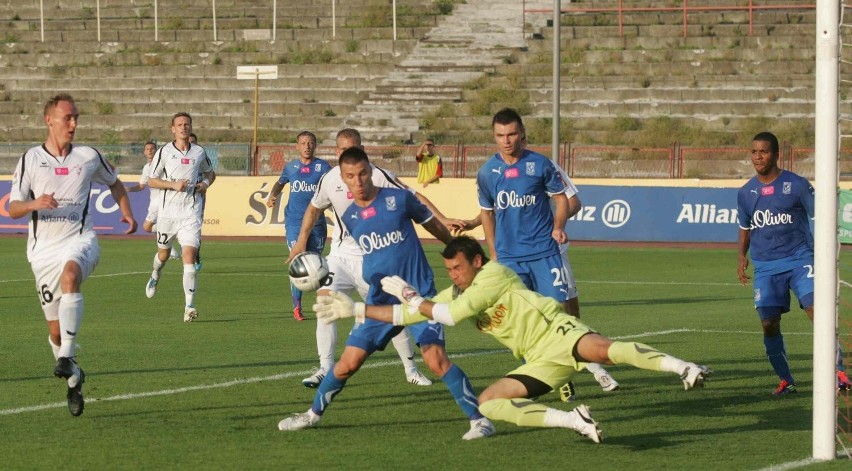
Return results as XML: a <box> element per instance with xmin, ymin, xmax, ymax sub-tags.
<box><xmin>421</xmin><ymin>346</ymin><xmax>451</xmax><ymax>376</ymax></box>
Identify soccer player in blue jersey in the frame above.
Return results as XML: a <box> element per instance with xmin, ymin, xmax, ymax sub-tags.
<box><xmin>266</xmin><ymin>131</ymin><xmax>332</xmax><ymax>320</ymax></box>
<box><xmin>737</xmin><ymin>131</ymin><xmax>851</xmax><ymax>395</ymax></box>
<box><xmin>476</xmin><ymin>108</ymin><xmax>617</xmax><ymax>398</ymax></box>
<box><xmin>278</xmin><ymin>147</ymin><xmax>496</xmax><ymax>440</ymax></box>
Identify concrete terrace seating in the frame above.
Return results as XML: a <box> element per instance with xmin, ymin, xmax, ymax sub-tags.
<box><xmin>0</xmin><ymin>0</ymin><xmax>443</xmax><ymax>160</ymax></box>
<box><xmin>518</xmin><ymin>1</ymin><xmax>821</xmax><ymax>144</ymax></box>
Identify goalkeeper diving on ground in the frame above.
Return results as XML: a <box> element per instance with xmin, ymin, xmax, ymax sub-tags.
<box><xmin>314</xmin><ymin>235</ymin><xmax>712</xmax><ymax>443</ymax></box>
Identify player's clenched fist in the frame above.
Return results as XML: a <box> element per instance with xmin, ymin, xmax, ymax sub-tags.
<box><xmin>380</xmin><ymin>276</ymin><xmax>425</xmax><ymax>313</ymax></box>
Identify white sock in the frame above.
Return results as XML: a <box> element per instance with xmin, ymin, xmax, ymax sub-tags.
<box><xmin>183</xmin><ymin>264</ymin><xmax>197</xmax><ymax>306</ymax></box>
<box><xmin>57</xmin><ymin>293</ymin><xmax>83</xmax><ymax>358</ymax></box>
<box><xmin>316</xmin><ymin>318</ymin><xmax>338</xmax><ymax>371</ymax></box>
<box><xmin>48</xmin><ymin>335</ymin><xmax>60</xmax><ymax>360</ymax></box>
<box><xmin>391</xmin><ymin>328</ymin><xmax>417</xmax><ymax>372</ymax></box>
<box><xmin>586</xmin><ymin>363</ymin><xmax>604</xmax><ymax>375</ymax></box>
<box><xmin>543</xmin><ymin>407</ymin><xmax>577</xmax><ymax>429</ymax></box>
<box><xmin>660</xmin><ymin>355</ymin><xmax>689</xmax><ymax>375</ymax></box>
<box><xmin>152</xmin><ymin>252</ymin><xmax>165</xmax><ymax>279</ymax></box>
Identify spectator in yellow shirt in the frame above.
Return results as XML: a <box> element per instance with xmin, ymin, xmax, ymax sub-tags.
<box><xmin>415</xmin><ymin>139</ymin><xmax>443</xmax><ymax>188</ymax></box>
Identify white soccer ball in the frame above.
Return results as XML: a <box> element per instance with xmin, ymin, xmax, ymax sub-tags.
<box><xmin>288</xmin><ymin>252</ymin><xmax>330</xmax><ymax>292</ymax></box>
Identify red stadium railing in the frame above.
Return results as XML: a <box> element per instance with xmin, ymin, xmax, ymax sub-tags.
<box><xmin>523</xmin><ymin>0</ymin><xmax>815</xmax><ymax>38</ymax></box>
<box><xmin>255</xmin><ymin>143</ymin><xmax>852</xmax><ymax>181</ymax></box>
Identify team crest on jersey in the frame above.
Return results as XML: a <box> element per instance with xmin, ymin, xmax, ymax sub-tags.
<box><xmin>346</xmin><ymin>191</ymin><xmax>354</xmax><ymax>200</ymax></box>
<box><xmin>761</xmin><ymin>186</ymin><xmax>774</xmax><ymax>196</ymax></box>
<box><xmin>526</xmin><ymin>162</ymin><xmax>535</xmax><ymax>176</ymax></box>
<box><xmin>385</xmin><ymin>196</ymin><xmax>397</xmax><ymax>211</ymax></box>
<box><xmin>783</xmin><ymin>182</ymin><xmax>791</xmax><ymax>194</ymax></box>
<box><xmin>754</xmin><ymin>288</ymin><xmax>761</xmax><ymax>302</ymax></box>
<box><xmin>360</xmin><ymin>207</ymin><xmax>377</xmax><ymax>219</ymax></box>
<box><xmin>55</xmin><ymin>167</ymin><xmax>69</xmax><ymax>176</ymax></box>
<box><xmin>300</xmin><ymin>166</ymin><xmax>311</xmax><ymax>174</ymax></box>
<box><xmin>504</xmin><ymin>168</ymin><xmax>519</xmax><ymax>178</ymax></box>
<box><xmin>315</xmin><ymin>163</ymin><xmax>322</xmax><ymax>172</ymax></box>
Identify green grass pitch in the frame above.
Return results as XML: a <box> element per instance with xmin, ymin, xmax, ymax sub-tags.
<box><xmin>1</xmin><ymin>236</ymin><xmax>849</xmax><ymax>470</ymax></box>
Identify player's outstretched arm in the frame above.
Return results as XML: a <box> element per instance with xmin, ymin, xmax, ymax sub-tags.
<box><xmin>285</xmin><ymin>204</ymin><xmax>324</xmax><ymax>264</ymax></box>
<box><xmin>109</xmin><ymin>179</ymin><xmax>138</xmax><ymax>234</ymax></box>
<box><xmin>422</xmin><ymin>216</ymin><xmax>453</xmax><ymax>245</ymax></box>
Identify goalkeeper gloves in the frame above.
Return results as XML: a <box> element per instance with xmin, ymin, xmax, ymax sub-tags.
<box><xmin>313</xmin><ymin>291</ymin><xmax>365</xmax><ymax>325</ymax></box>
<box><xmin>380</xmin><ymin>276</ymin><xmax>425</xmax><ymax>314</ymax></box>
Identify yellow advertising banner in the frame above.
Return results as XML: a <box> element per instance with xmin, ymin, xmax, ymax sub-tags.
<box><xmin>173</xmin><ymin>176</ymin><xmax>483</xmax><ymax>239</ymax></box>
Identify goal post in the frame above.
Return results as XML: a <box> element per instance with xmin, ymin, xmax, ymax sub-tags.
<box><xmin>814</xmin><ymin>0</ymin><xmax>839</xmax><ymax>461</ymax></box>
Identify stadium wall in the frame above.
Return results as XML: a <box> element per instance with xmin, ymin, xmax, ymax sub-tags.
<box><xmin>3</xmin><ymin>176</ymin><xmax>850</xmax><ymax>243</ymax></box>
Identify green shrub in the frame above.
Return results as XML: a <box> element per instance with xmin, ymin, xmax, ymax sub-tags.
<box><xmin>435</xmin><ymin>0</ymin><xmax>454</xmax><ymax>15</ymax></box>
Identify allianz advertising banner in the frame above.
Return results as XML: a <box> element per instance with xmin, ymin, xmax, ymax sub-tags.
<box><xmin>0</xmin><ymin>180</ymin><xmax>141</xmax><ymax>235</ymax></box>
<box><xmin>565</xmin><ymin>185</ymin><xmax>739</xmax><ymax>242</ymax></box>
<box><xmin>1</xmin><ymin>176</ymin><xmax>743</xmax><ymax>242</ymax></box>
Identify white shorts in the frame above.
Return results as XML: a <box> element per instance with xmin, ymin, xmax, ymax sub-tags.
<box><xmin>560</xmin><ymin>248</ymin><xmax>579</xmax><ymax>299</ymax></box>
<box><xmin>156</xmin><ymin>217</ymin><xmax>201</xmax><ymax>249</ymax></box>
<box><xmin>325</xmin><ymin>253</ymin><xmax>369</xmax><ymax>300</ymax></box>
<box><xmin>145</xmin><ymin>198</ymin><xmax>159</xmax><ymax>224</ymax></box>
<box><xmin>30</xmin><ymin>234</ymin><xmax>100</xmax><ymax>321</ymax></box>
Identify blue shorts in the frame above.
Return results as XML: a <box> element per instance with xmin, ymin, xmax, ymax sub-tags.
<box><xmin>753</xmin><ymin>264</ymin><xmax>814</xmax><ymax>320</ymax></box>
<box><xmin>286</xmin><ymin>225</ymin><xmax>326</xmax><ymax>254</ymax></box>
<box><xmin>345</xmin><ymin>318</ymin><xmax>445</xmax><ymax>354</ymax></box>
<box><xmin>504</xmin><ymin>253</ymin><xmax>570</xmax><ymax>302</ymax></box>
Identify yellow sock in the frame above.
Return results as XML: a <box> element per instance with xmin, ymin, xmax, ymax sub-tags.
<box><xmin>479</xmin><ymin>398</ymin><xmax>549</xmax><ymax>427</ymax></box>
<box><xmin>607</xmin><ymin>341</ymin><xmax>666</xmax><ymax>371</ymax></box>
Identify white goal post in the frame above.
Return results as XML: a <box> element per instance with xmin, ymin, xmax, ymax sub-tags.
<box><xmin>814</xmin><ymin>0</ymin><xmax>839</xmax><ymax>461</ymax></box>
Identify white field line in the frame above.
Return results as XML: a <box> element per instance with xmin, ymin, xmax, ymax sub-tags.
<box><xmin>0</xmin><ymin>328</ymin><xmax>808</xmax><ymax>417</ymax></box>
<box><xmin>0</xmin><ymin>272</ymin><xmax>738</xmax><ymax>284</ymax></box>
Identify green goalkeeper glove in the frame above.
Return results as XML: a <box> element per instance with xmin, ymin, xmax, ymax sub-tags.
<box><xmin>313</xmin><ymin>291</ymin><xmax>365</xmax><ymax>325</ymax></box>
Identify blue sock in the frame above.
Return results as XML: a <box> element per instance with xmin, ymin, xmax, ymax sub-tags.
<box><xmin>764</xmin><ymin>334</ymin><xmax>794</xmax><ymax>383</ymax></box>
<box><xmin>311</xmin><ymin>371</ymin><xmax>347</xmax><ymax>416</ymax></box>
<box><xmin>441</xmin><ymin>364</ymin><xmax>482</xmax><ymax>420</ymax></box>
<box><xmin>291</xmin><ymin>282</ymin><xmax>302</xmax><ymax>310</ymax></box>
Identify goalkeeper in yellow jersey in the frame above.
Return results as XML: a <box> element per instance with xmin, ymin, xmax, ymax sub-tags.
<box><xmin>314</xmin><ymin>235</ymin><xmax>712</xmax><ymax>443</ymax></box>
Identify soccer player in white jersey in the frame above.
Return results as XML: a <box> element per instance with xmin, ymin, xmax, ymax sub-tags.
<box><xmin>9</xmin><ymin>93</ymin><xmax>138</xmax><ymax>416</ymax></box>
<box><xmin>278</xmin><ymin>148</ymin><xmax>495</xmax><ymax>440</ymax></box>
<box><xmin>315</xmin><ymin>235</ymin><xmax>711</xmax><ymax>443</ymax></box>
<box><xmin>144</xmin><ymin>112</ymin><xmax>215</xmax><ymax>322</ymax></box>
<box><xmin>285</xmin><ymin>128</ymin><xmax>437</xmax><ymax>388</ymax></box>
<box><xmin>128</xmin><ymin>141</ymin><xmax>181</xmax><ymax>260</ymax></box>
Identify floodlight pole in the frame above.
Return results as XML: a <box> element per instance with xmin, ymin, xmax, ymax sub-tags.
<box><xmin>272</xmin><ymin>0</ymin><xmax>277</xmax><ymax>42</ymax></box>
<box><xmin>213</xmin><ymin>0</ymin><xmax>218</xmax><ymax>41</ymax></box>
<box><xmin>253</xmin><ymin>74</ymin><xmax>259</xmax><ymax>158</ymax></box>
<box><xmin>154</xmin><ymin>0</ymin><xmax>159</xmax><ymax>42</ymax></box>
<box><xmin>393</xmin><ymin>0</ymin><xmax>398</xmax><ymax>41</ymax></box>
<box><xmin>96</xmin><ymin>0</ymin><xmax>101</xmax><ymax>42</ymax></box>
<box><xmin>813</xmin><ymin>0</ymin><xmax>839</xmax><ymax>461</ymax></box>
<box><xmin>552</xmin><ymin>0</ymin><xmax>561</xmax><ymax>165</ymax></box>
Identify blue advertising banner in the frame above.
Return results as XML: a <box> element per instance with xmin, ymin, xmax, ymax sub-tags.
<box><xmin>0</xmin><ymin>180</ymin><xmax>151</xmax><ymax>235</ymax></box>
<box><xmin>566</xmin><ymin>185</ymin><xmax>739</xmax><ymax>242</ymax></box>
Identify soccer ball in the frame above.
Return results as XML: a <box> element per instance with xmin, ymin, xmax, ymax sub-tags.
<box><xmin>288</xmin><ymin>252</ymin><xmax>330</xmax><ymax>292</ymax></box>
